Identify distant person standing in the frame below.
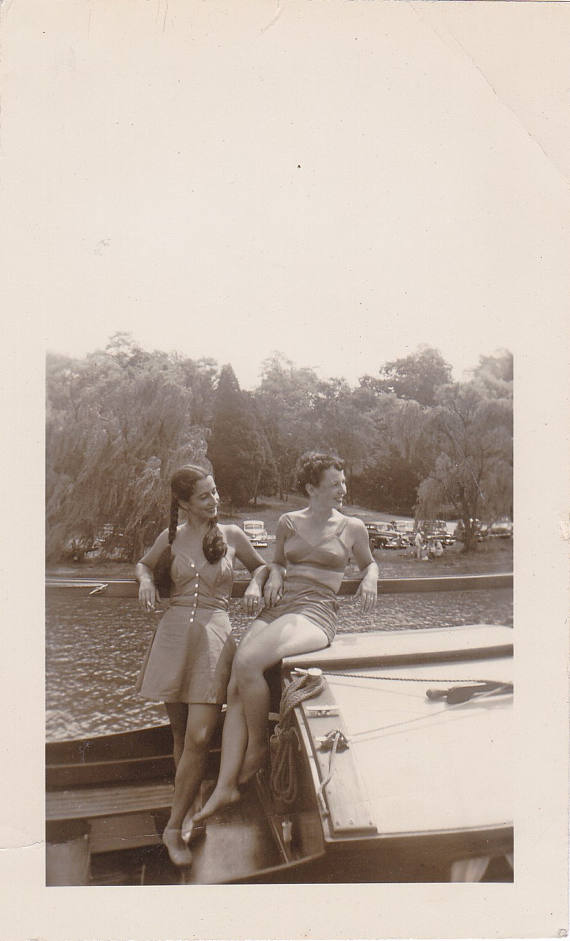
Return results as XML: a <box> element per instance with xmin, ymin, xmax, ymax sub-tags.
<box><xmin>414</xmin><ymin>529</ymin><xmax>424</xmax><ymax>560</ymax></box>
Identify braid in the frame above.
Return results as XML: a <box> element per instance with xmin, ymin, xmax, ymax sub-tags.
<box><xmin>168</xmin><ymin>495</ymin><xmax>179</xmax><ymax>545</ymax></box>
<box><xmin>203</xmin><ymin>518</ymin><xmax>227</xmax><ymax>564</ymax></box>
<box><xmin>154</xmin><ymin>495</ymin><xmax>179</xmax><ymax>598</ymax></box>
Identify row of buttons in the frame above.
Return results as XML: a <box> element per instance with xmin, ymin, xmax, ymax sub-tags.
<box><xmin>188</xmin><ymin>564</ymin><xmax>199</xmax><ymax>623</ymax></box>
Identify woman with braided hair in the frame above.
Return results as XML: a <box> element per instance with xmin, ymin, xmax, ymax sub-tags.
<box><xmin>192</xmin><ymin>451</ymin><xmax>378</xmax><ymax>827</ymax></box>
<box><xmin>135</xmin><ymin>464</ymin><xmax>268</xmax><ymax>867</ymax></box>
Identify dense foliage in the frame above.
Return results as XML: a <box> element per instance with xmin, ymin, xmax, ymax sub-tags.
<box><xmin>46</xmin><ymin>337</ymin><xmax>513</xmax><ymax>560</ymax></box>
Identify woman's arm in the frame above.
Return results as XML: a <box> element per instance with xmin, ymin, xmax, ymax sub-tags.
<box><xmin>348</xmin><ymin>519</ymin><xmax>379</xmax><ymax>614</ymax></box>
<box><xmin>135</xmin><ymin>528</ymin><xmax>169</xmax><ymax>610</ymax></box>
<box><xmin>262</xmin><ymin>515</ymin><xmax>289</xmax><ymax>606</ymax></box>
<box><xmin>224</xmin><ymin>525</ymin><xmax>269</xmax><ymax>617</ymax></box>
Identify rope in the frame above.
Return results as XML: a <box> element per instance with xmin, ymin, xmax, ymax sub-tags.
<box><xmin>316</xmin><ymin>730</ymin><xmax>343</xmax><ymax>815</ymax></box>
<box><xmin>323</xmin><ymin>670</ymin><xmax>506</xmax><ymax>684</ymax></box>
<box><xmin>269</xmin><ymin>671</ymin><xmax>325</xmax><ymax>806</ymax></box>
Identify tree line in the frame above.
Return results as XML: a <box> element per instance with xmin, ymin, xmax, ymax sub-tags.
<box><xmin>46</xmin><ymin>334</ymin><xmax>513</xmax><ymax>559</ymax></box>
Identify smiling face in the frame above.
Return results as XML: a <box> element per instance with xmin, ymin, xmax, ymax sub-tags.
<box><xmin>307</xmin><ymin>466</ymin><xmax>347</xmax><ymax>510</ymax></box>
<box><xmin>178</xmin><ymin>475</ymin><xmax>220</xmax><ymax>522</ymax></box>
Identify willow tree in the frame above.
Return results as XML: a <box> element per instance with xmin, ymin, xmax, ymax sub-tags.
<box><xmin>416</xmin><ymin>379</ymin><xmax>513</xmax><ymax>551</ymax></box>
<box><xmin>46</xmin><ymin>338</ymin><xmax>213</xmax><ymax>561</ymax></box>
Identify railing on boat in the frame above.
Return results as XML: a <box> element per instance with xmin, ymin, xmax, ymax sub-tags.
<box><xmin>45</xmin><ymin>572</ymin><xmax>513</xmax><ymax>597</ymax></box>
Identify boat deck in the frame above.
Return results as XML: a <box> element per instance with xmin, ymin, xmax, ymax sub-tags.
<box><xmin>326</xmin><ymin>656</ymin><xmax>512</xmax><ymax>837</ymax></box>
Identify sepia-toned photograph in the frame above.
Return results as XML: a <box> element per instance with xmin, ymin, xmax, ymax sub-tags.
<box><xmin>2</xmin><ymin>0</ymin><xmax>569</xmax><ymax>938</ymax></box>
<box><xmin>45</xmin><ymin>345</ymin><xmax>515</xmax><ymax>887</ymax></box>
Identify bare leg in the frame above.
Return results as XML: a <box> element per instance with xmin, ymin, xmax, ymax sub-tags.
<box><xmin>196</xmin><ymin>615</ymin><xmax>328</xmax><ymax>816</ymax></box>
<box><xmin>165</xmin><ymin>702</ymin><xmax>188</xmax><ymax>769</ymax></box>
<box><xmin>193</xmin><ymin>620</ymin><xmax>272</xmax><ymax>822</ymax></box>
<box><xmin>236</xmin><ymin>614</ymin><xmax>328</xmax><ymax>782</ymax></box>
<box><xmin>162</xmin><ymin>703</ymin><xmax>220</xmax><ymax>866</ymax></box>
<box><xmin>192</xmin><ymin>676</ymin><xmax>247</xmax><ymax>823</ymax></box>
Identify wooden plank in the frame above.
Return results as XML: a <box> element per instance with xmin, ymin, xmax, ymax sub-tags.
<box><xmin>294</xmin><ymin>679</ymin><xmax>377</xmax><ymax>838</ymax></box>
<box><xmin>46</xmin><ymin>755</ymin><xmax>174</xmax><ymax>790</ymax></box>
<box><xmin>46</xmin><ymin>781</ymin><xmax>174</xmax><ymax>821</ymax></box>
<box><xmin>284</xmin><ymin>624</ymin><xmax>513</xmax><ymax>672</ymax></box>
<box><xmin>325</xmin><ymin>657</ymin><xmax>513</xmax><ymax>837</ymax></box>
<box><xmin>46</xmin><ymin>724</ymin><xmax>173</xmax><ymax>764</ymax></box>
<box><xmin>181</xmin><ymin>781</ymin><xmax>283</xmax><ymax>884</ymax></box>
<box><xmin>89</xmin><ymin>813</ymin><xmax>162</xmax><ymax>854</ymax></box>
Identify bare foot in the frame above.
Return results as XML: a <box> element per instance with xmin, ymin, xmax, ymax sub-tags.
<box><xmin>181</xmin><ymin>809</ymin><xmax>207</xmax><ymax>844</ymax></box>
<box><xmin>237</xmin><ymin>744</ymin><xmax>267</xmax><ymax>786</ymax></box>
<box><xmin>193</xmin><ymin>785</ymin><xmax>241</xmax><ymax>823</ymax></box>
<box><xmin>162</xmin><ymin>827</ymin><xmax>193</xmax><ymax>867</ymax></box>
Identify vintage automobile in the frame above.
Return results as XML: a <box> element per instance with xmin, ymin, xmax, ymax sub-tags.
<box><xmin>364</xmin><ymin>521</ymin><xmax>403</xmax><ymax>550</ymax></box>
<box><xmin>454</xmin><ymin>519</ymin><xmax>488</xmax><ymax>543</ymax></box>
<box><xmin>419</xmin><ymin>520</ymin><xmax>455</xmax><ymax>546</ymax></box>
<box><xmin>394</xmin><ymin>521</ymin><xmax>416</xmax><ymax>546</ymax></box>
<box><xmin>242</xmin><ymin>520</ymin><xmax>269</xmax><ymax>548</ymax></box>
<box><xmin>490</xmin><ymin>518</ymin><xmax>513</xmax><ymax>538</ymax></box>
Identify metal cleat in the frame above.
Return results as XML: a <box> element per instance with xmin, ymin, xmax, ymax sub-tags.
<box><xmin>306</xmin><ymin>705</ymin><xmax>339</xmax><ymax>718</ymax></box>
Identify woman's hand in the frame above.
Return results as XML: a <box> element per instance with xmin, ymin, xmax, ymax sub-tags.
<box><xmin>263</xmin><ymin>568</ymin><xmax>284</xmax><ymax>608</ymax></box>
<box><xmin>356</xmin><ymin>578</ymin><xmax>377</xmax><ymax>614</ymax></box>
<box><xmin>138</xmin><ymin>576</ymin><xmax>158</xmax><ymax>612</ymax></box>
<box><xmin>242</xmin><ymin>580</ymin><xmax>263</xmax><ymax>618</ymax></box>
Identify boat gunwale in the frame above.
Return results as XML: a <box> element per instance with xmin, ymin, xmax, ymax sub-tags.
<box><xmin>45</xmin><ymin>572</ymin><xmax>513</xmax><ymax>596</ymax></box>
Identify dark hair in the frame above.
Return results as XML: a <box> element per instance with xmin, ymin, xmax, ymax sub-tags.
<box><xmin>296</xmin><ymin>451</ymin><xmax>345</xmax><ymax>496</ymax></box>
<box><xmin>154</xmin><ymin>464</ymin><xmax>226</xmax><ymax>597</ymax></box>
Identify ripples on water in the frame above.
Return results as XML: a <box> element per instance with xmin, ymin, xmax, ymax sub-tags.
<box><xmin>46</xmin><ymin>589</ymin><xmax>513</xmax><ymax>741</ymax></box>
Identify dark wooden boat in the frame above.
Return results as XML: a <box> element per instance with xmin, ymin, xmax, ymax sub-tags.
<box><xmin>46</xmin><ymin>623</ymin><xmax>514</xmax><ymax>886</ymax></box>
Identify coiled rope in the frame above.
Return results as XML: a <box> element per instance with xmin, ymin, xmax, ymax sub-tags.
<box><xmin>269</xmin><ymin>670</ymin><xmax>325</xmax><ymax>805</ymax></box>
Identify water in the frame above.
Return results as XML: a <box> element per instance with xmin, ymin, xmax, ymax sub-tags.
<box><xmin>46</xmin><ymin>589</ymin><xmax>513</xmax><ymax>742</ymax></box>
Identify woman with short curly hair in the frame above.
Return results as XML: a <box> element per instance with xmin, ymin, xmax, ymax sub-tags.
<box><xmin>192</xmin><ymin>451</ymin><xmax>378</xmax><ymax>827</ymax></box>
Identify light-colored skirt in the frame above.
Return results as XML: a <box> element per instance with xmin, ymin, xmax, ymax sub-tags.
<box><xmin>136</xmin><ymin>602</ymin><xmax>236</xmax><ymax>704</ymax></box>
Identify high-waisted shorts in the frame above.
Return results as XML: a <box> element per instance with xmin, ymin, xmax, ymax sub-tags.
<box><xmin>256</xmin><ymin>578</ymin><xmax>339</xmax><ymax>645</ymax></box>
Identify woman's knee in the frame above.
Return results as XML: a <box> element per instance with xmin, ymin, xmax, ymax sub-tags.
<box><xmin>184</xmin><ymin>722</ymin><xmax>214</xmax><ymax>751</ymax></box>
<box><xmin>165</xmin><ymin>703</ymin><xmax>188</xmax><ymax>740</ymax></box>
<box><xmin>233</xmin><ymin>647</ymin><xmax>264</xmax><ymax>685</ymax></box>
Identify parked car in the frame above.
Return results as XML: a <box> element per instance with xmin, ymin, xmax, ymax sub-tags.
<box><xmin>419</xmin><ymin>520</ymin><xmax>455</xmax><ymax>546</ymax></box>
<box><xmin>364</xmin><ymin>521</ymin><xmax>403</xmax><ymax>550</ymax></box>
<box><xmin>453</xmin><ymin>519</ymin><xmax>488</xmax><ymax>542</ymax></box>
<box><xmin>242</xmin><ymin>519</ymin><xmax>269</xmax><ymax>548</ymax></box>
<box><xmin>490</xmin><ymin>518</ymin><xmax>513</xmax><ymax>538</ymax></box>
<box><xmin>394</xmin><ymin>521</ymin><xmax>416</xmax><ymax>546</ymax></box>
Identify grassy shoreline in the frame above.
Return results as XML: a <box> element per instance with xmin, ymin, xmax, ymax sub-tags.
<box><xmin>48</xmin><ymin>495</ymin><xmax>513</xmax><ymax>578</ymax></box>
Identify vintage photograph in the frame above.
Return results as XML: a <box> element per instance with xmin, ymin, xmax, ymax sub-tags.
<box><xmin>46</xmin><ymin>343</ymin><xmax>514</xmax><ymax>887</ymax></box>
<box><xmin>46</xmin><ymin>335</ymin><xmax>514</xmax><ymax>885</ymax></box>
<box><xmin>2</xmin><ymin>0</ymin><xmax>568</xmax><ymax>938</ymax></box>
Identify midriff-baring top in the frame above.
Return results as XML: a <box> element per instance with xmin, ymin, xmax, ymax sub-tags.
<box><xmin>281</xmin><ymin>513</ymin><xmax>350</xmax><ymax>593</ymax></box>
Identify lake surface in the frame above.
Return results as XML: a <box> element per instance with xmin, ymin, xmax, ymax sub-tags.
<box><xmin>46</xmin><ymin>588</ymin><xmax>513</xmax><ymax>741</ymax></box>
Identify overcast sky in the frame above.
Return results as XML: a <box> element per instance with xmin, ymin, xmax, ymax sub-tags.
<box><xmin>6</xmin><ymin>1</ymin><xmax>568</xmax><ymax>393</ymax></box>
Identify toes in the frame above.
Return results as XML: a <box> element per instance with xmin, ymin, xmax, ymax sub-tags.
<box><xmin>182</xmin><ymin>819</ymin><xmax>207</xmax><ymax>844</ymax></box>
<box><xmin>163</xmin><ymin>829</ymin><xmax>193</xmax><ymax>867</ymax></box>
